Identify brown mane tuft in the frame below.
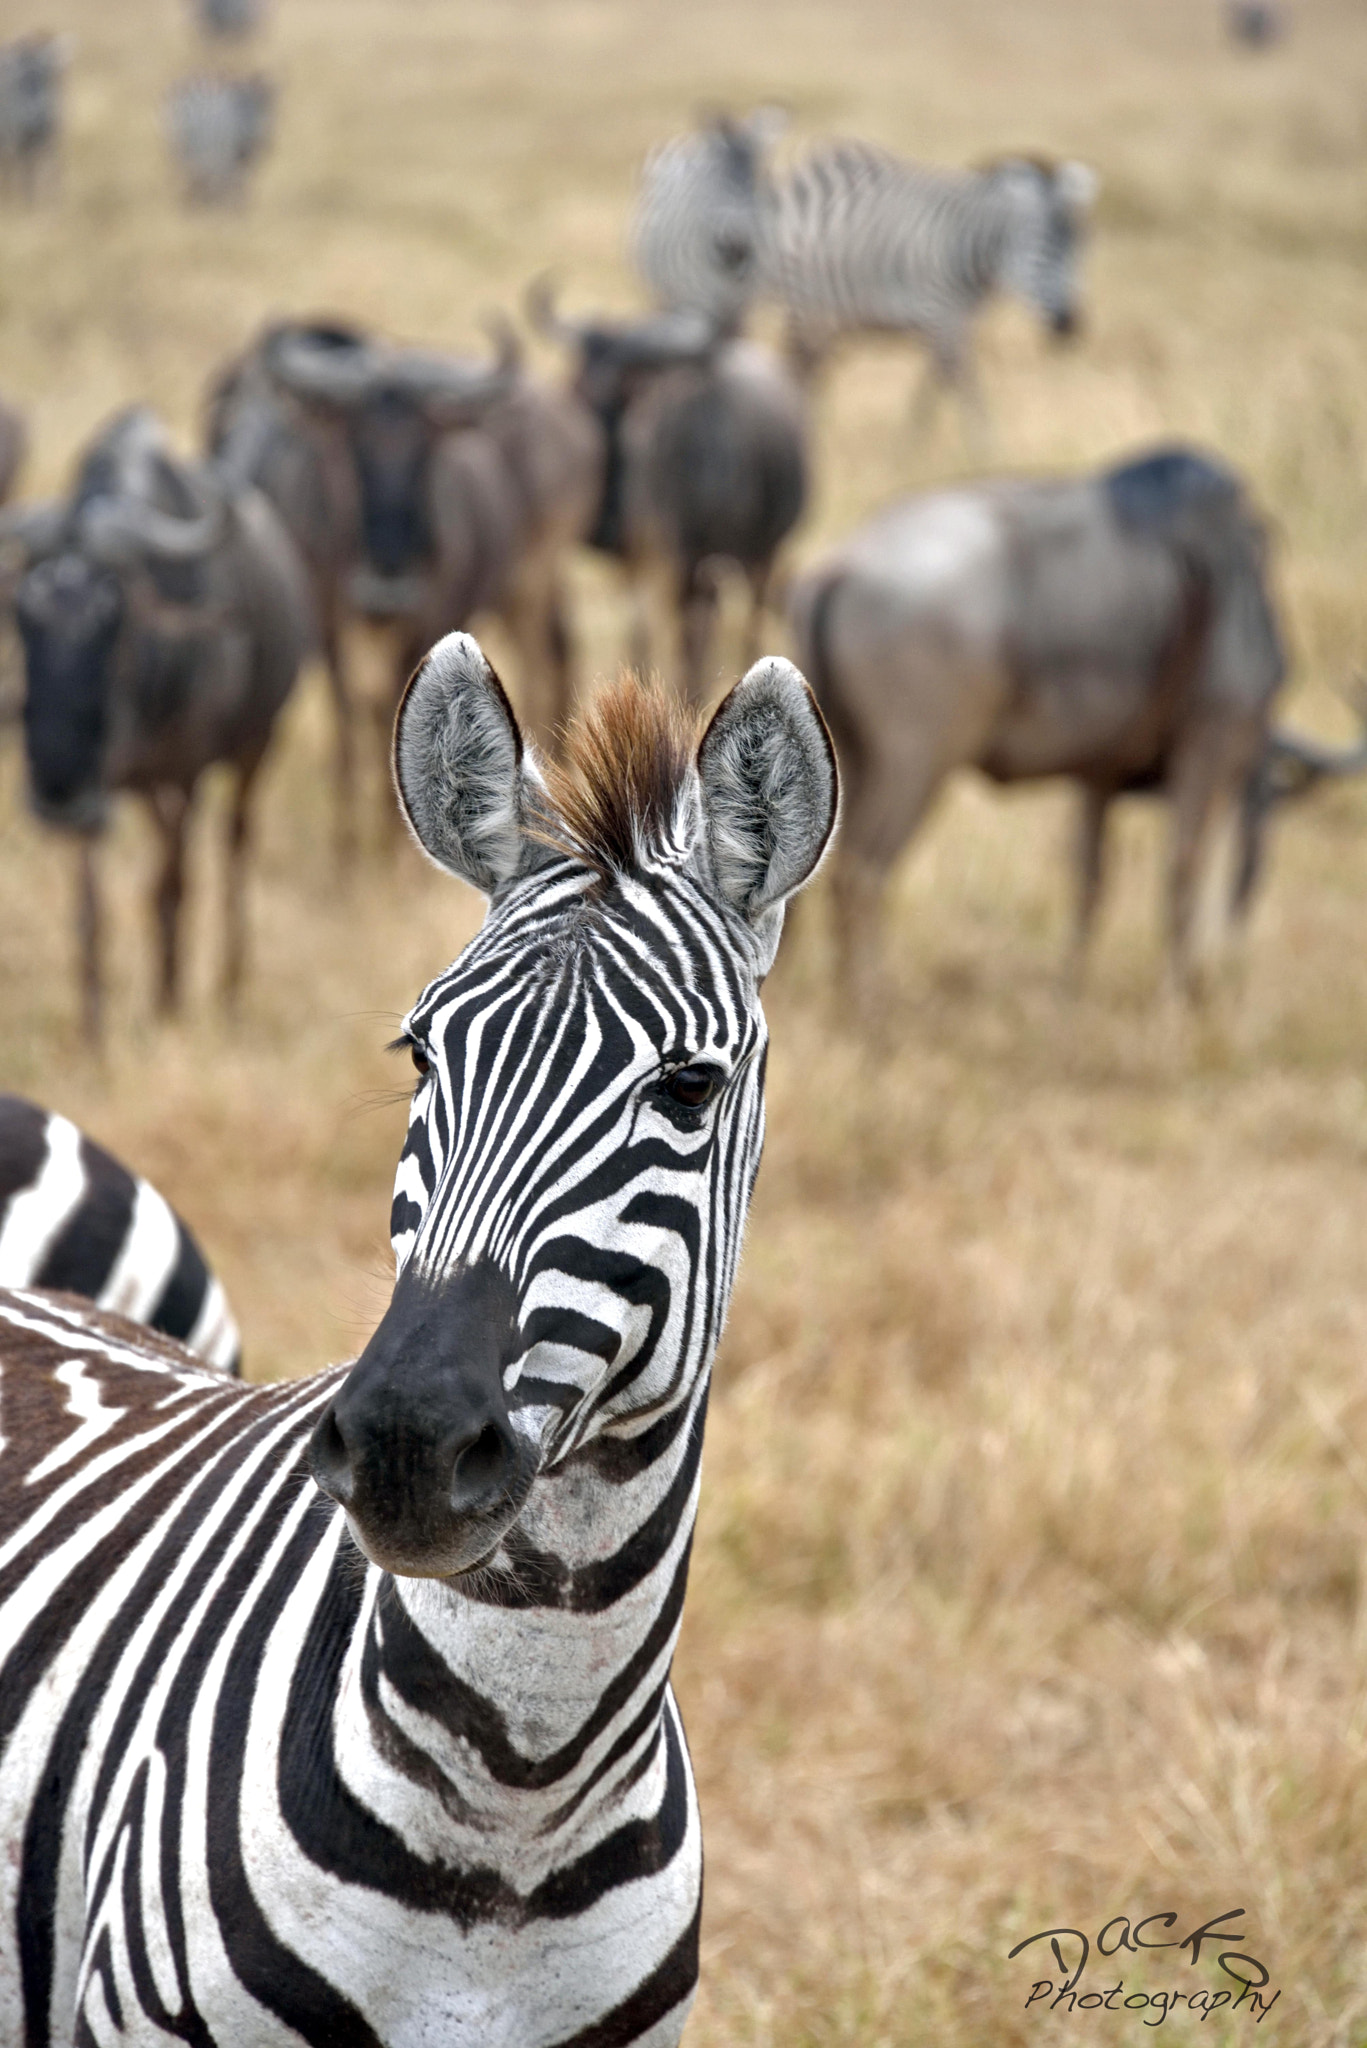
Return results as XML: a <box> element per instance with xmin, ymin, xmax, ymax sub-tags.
<box><xmin>539</xmin><ymin>672</ymin><xmax>701</xmax><ymax>879</ymax></box>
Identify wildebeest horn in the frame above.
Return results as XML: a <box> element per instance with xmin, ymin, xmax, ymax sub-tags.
<box><xmin>383</xmin><ymin>335</ymin><xmax>520</xmax><ymax>419</ymax></box>
<box><xmin>525</xmin><ymin>274</ymin><xmax>584</xmax><ymax>348</ymax></box>
<box><xmin>264</xmin><ymin>324</ymin><xmax>381</xmax><ymax>405</ymax></box>
<box><xmin>78</xmin><ymin>473</ymin><xmax>224</xmax><ymax>564</ymax></box>
<box><xmin>0</xmin><ymin>499</ymin><xmax>68</xmax><ymax>566</ymax></box>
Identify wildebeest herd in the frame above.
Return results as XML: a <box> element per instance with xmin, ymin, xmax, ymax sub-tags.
<box><xmin>0</xmin><ymin>11</ymin><xmax>1355</xmax><ymax>2040</ymax></box>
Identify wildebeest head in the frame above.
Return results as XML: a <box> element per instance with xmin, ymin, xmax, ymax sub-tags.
<box><xmin>987</xmin><ymin>155</ymin><xmax>1098</xmax><ymax>340</ymax></box>
<box><xmin>1106</xmin><ymin>444</ymin><xmax>1287</xmax><ymax>714</ymax></box>
<box><xmin>10</xmin><ymin>411</ymin><xmax>226</xmax><ymax>830</ymax></box>
<box><xmin>265</xmin><ymin>322</ymin><xmax>519</xmax><ymax>591</ymax></box>
<box><xmin>16</xmin><ymin>553</ymin><xmax>124</xmax><ymax>830</ymax></box>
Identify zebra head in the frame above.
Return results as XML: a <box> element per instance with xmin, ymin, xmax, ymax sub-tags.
<box><xmin>309</xmin><ymin>632</ymin><xmax>837</xmax><ymax>1579</ymax></box>
<box><xmin>987</xmin><ymin>156</ymin><xmax>1098</xmax><ymax>340</ymax></box>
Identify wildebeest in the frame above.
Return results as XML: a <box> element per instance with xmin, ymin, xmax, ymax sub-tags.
<box><xmin>0</xmin><ymin>34</ymin><xmax>69</xmax><ymax>200</ymax></box>
<box><xmin>258</xmin><ymin>317</ymin><xmax>603</xmax><ymax>759</ymax></box>
<box><xmin>789</xmin><ymin>446</ymin><xmax>1295</xmax><ymax>997</ymax></box>
<box><xmin>206</xmin><ymin>321</ymin><xmax>367</xmax><ymax>850</ymax></box>
<box><xmin>530</xmin><ymin>282</ymin><xmax>808</xmax><ymax>705</ymax></box>
<box><xmin>164</xmin><ymin>72</ymin><xmax>274</xmax><ymax>206</ymax></box>
<box><xmin>0</xmin><ymin>407</ymin><xmax>312</xmax><ymax>1041</ymax></box>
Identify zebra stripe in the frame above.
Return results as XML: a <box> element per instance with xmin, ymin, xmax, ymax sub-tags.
<box><xmin>0</xmin><ymin>638</ymin><xmax>835</xmax><ymax>2045</ymax></box>
<box><xmin>0</xmin><ymin>1095</ymin><xmax>241</xmax><ymax>1373</ymax></box>
<box><xmin>628</xmin><ymin>107</ymin><xmax>785</xmax><ymax>333</ymax></box>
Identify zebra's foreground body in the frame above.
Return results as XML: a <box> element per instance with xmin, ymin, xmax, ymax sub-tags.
<box><xmin>0</xmin><ymin>632</ymin><xmax>837</xmax><ymax>2046</ymax></box>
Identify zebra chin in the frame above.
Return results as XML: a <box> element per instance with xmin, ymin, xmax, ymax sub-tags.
<box><xmin>307</xmin><ymin>1257</ymin><xmax>542</xmax><ymax>1580</ymax></box>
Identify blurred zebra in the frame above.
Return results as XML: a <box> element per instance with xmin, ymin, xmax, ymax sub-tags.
<box><xmin>164</xmin><ymin>71</ymin><xmax>274</xmax><ymax>205</ymax></box>
<box><xmin>0</xmin><ymin>636</ymin><xmax>837</xmax><ymax>2044</ymax></box>
<box><xmin>1226</xmin><ymin>0</ymin><xmax>1284</xmax><ymax>46</ymax></box>
<box><xmin>0</xmin><ymin>34</ymin><xmax>70</xmax><ymax>201</ymax></box>
<box><xmin>0</xmin><ymin>1094</ymin><xmax>241</xmax><ymax>1371</ymax></box>
<box><xmin>629</xmin><ymin>105</ymin><xmax>786</xmax><ymax>332</ymax></box>
<box><xmin>768</xmin><ymin>141</ymin><xmax>1098</xmax><ymax>436</ymax></box>
<box><xmin>190</xmin><ymin>0</ymin><xmax>268</xmax><ymax>40</ymax></box>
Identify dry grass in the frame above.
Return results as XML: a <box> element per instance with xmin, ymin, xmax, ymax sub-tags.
<box><xmin>2</xmin><ymin>0</ymin><xmax>1367</xmax><ymax>2039</ymax></box>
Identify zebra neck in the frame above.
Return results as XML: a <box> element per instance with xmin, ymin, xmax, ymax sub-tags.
<box><xmin>337</xmin><ymin>1378</ymin><xmax>707</xmax><ymax>1839</ymax></box>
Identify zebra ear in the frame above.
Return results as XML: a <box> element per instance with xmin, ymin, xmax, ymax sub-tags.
<box><xmin>392</xmin><ymin>632</ymin><xmax>549</xmax><ymax>894</ymax></box>
<box><xmin>697</xmin><ymin>656</ymin><xmax>838</xmax><ymax>969</ymax></box>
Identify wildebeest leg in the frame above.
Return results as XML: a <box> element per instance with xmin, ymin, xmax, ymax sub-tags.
<box><xmin>1165</xmin><ymin>729</ymin><xmax>1244</xmax><ymax>1002</ymax></box>
<box><xmin>740</xmin><ymin>565</ymin><xmax>770</xmax><ymax>673</ymax></box>
<box><xmin>832</xmin><ymin>749</ymin><xmax>949</xmax><ymax>1013</ymax></box>
<box><xmin>223</xmin><ymin>753</ymin><xmax>264</xmax><ymax>1008</ymax></box>
<box><xmin>148</xmin><ymin>787</ymin><xmax>191</xmax><ymax>1017</ymax></box>
<box><xmin>321</xmin><ymin>584</ymin><xmax>357</xmax><ymax>866</ymax></box>
<box><xmin>625</xmin><ymin>562</ymin><xmax>652</xmax><ymax>681</ymax></box>
<box><xmin>502</xmin><ymin>561</ymin><xmax>573</xmax><ymax>754</ymax></box>
<box><xmin>679</xmin><ymin>562</ymin><xmax>720</xmax><ymax>711</ymax></box>
<box><xmin>1068</xmin><ymin>785</ymin><xmax>1112</xmax><ymax>987</ymax></box>
<box><xmin>76</xmin><ymin>838</ymin><xmax>103</xmax><ymax>1049</ymax></box>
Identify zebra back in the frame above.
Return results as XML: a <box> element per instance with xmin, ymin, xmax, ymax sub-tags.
<box><xmin>0</xmin><ymin>1095</ymin><xmax>241</xmax><ymax>1372</ymax></box>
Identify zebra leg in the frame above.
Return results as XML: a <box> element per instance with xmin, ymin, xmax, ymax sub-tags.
<box><xmin>149</xmin><ymin>787</ymin><xmax>191</xmax><ymax>1017</ymax></box>
<box><xmin>1068</xmin><ymin>785</ymin><xmax>1112</xmax><ymax>989</ymax></box>
<box><xmin>223</xmin><ymin>753</ymin><xmax>265</xmax><ymax>1008</ymax></box>
<box><xmin>76</xmin><ymin>838</ymin><xmax>103</xmax><ymax>1049</ymax></box>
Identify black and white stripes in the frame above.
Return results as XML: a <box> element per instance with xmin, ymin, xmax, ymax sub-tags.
<box><xmin>0</xmin><ymin>1093</ymin><xmax>241</xmax><ymax>1371</ymax></box>
<box><xmin>0</xmin><ymin>633</ymin><xmax>837</xmax><ymax>2046</ymax></box>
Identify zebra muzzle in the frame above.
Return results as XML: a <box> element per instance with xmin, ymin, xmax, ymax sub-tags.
<box><xmin>308</xmin><ymin>1259</ymin><xmax>533</xmax><ymax>1578</ymax></box>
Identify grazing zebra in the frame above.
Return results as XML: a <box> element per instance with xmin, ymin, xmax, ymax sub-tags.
<box><xmin>0</xmin><ymin>630</ymin><xmax>838</xmax><ymax>2045</ymax></box>
<box><xmin>0</xmin><ymin>1094</ymin><xmax>241</xmax><ymax>1372</ymax></box>
<box><xmin>0</xmin><ymin>34</ymin><xmax>69</xmax><ymax>200</ymax></box>
<box><xmin>767</xmin><ymin>141</ymin><xmax>1098</xmax><ymax>437</ymax></box>
<box><xmin>164</xmin><ymin>71</ymin><xmax>274</xmax><ymax>205</ymax></box>
<box><xmin>629</xmin><ymin>105</ymin><xmax>786</xmax><ymax>333</ymax></box>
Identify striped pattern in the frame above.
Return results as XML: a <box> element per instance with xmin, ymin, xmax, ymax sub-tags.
<box><xmin>164</xmin><ymin>73</ymin><xmax>274</xmax><ymax>205</ymax></box>
<box><xmin>768</xmin><ymin>141</ymin><xmax>1093</xmax><ymax>372</ymax></box>
<box><xmin>0</xmin><ymin>35</ymin><xmax>66</xmax><ymax>197</ymax></box>
<box><xmin>0</xmin><ymin>651</ymin><xmax>837</xmax><ymax>2046</ymax></box>
<box><xmin>629</xmin><ymin>110</ymin><xmax>781</xmax><ymax>333</ymax></box>
<box><xmin>0</xmin><ymin>1096</ymin><xmax>240</xmax><ymax>1373</ymax></box>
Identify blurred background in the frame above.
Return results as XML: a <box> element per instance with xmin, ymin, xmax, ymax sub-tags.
<box><xmin>2</xmin><ymin>0</ymin><xmax>1367</xmax><ymax>2039</ymax></box>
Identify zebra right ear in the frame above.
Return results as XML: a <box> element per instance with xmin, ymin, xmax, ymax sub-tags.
<box><xmin>392</xmin><ymin>633</ymin><xmax>550</xmax><ymax>894</ymax></box>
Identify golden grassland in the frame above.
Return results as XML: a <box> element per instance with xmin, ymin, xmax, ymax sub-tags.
<box><xmin>3</xmin><ymin>0</ymin><xmax>1367</xmax><ymax>2038</ymax></box>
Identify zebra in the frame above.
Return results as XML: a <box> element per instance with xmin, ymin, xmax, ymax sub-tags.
<box><xmin>766</xmin><ymin>140</ymin><xmax>1099</xmax><ymax>440</ymax></box>
<box><xmin>164</xmin><ymin>71</ymin><xmax>275</xmax><ymax>205</ymax></box>
<box><xmin>0</xmin><ymin>628</ymin><xmax>838</xmax><ymax>2045</ymax></box>
<box><xmin>629</xmin><ymin>105</ymin><xmax>787</xmax><ymax>333</ymax></box>
<box><xmin>0</xmin><ymin>1094</ymin><xmax>241</xmax><ymax>1372</ymax></box>
<box><xmin>0</xmin><ymin>34</ymin><xmax>70</xmax><ymax>201</ymax></box>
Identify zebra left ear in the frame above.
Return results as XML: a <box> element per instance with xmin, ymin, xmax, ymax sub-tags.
<box><xmin>697</xmin><ymin>656</ymin><xmax>838</xmax><ymax>967</ymax></box>
<box><xmin>392</xmin><ymin>632</ymin><xmax>550</xmax><ymax>895</ymax></box>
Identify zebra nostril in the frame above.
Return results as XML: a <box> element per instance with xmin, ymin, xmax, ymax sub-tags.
<box><xmin>449</xmin><ymin>1423</ymin><xmax>513</xmax><ymax>1517</ymax></box>
<box><xmin>308</xmin><ymin>1404</ymin><xmax>355</xmax><ymax>1509</ymax></box>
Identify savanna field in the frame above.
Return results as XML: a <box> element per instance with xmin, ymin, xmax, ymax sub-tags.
<box><xmin>3</xmin><ymin>0</ymin><xmax>1367</xmax><ymax>2039</ymax></box>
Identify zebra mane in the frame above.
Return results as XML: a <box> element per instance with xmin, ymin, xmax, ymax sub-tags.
<box><xmin>538</xmin><ymin>672</ymin><xmax>701</xmax><ymax>882</ymax></box>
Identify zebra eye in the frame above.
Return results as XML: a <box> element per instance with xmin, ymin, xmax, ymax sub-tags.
<box><xmin>662</xmin><ymin>1064</ymin><xmax>718</xmax><ymax>1109</ymax></box>
<box><xmin>410</xmin><ymin>1042</ymin><xmax>432</xmax><ymax>1079</ymax></box>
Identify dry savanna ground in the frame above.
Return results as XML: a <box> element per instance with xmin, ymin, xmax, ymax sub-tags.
<box><xmin>3</xmin><ymin>0</ymin><xmax>1367</xmax><ymax>2040</ymax></box>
